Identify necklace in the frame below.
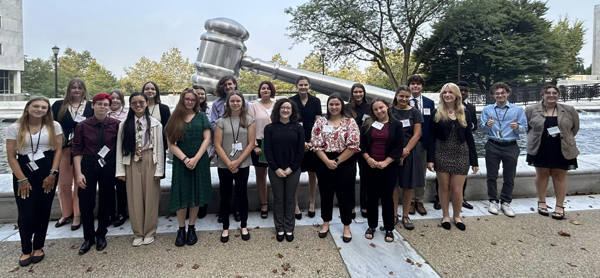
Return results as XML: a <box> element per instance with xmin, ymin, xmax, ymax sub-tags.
<box><xmin>449</xmin><ymin>110</ymin><xmax>455</xmax><ymax>114</ymax></box>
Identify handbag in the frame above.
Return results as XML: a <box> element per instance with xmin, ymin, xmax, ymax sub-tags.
<box><xmin>258</xmin><ymin>139</ymin><xmax>268</xmax><ymax>164</ymax></box>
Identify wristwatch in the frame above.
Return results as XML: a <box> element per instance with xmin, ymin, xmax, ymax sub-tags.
<box><xmin>334</xmin><ymin>158</ymin><xmax>339</xmax><ymax>164</ymax></box>
<box><xmin>50</xmin><ymin>170</ymin><xmax>59</xmax><ymax>176</ymax></box>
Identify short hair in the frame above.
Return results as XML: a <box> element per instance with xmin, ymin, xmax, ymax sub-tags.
<box><xmin>215</xmin><ymin>75</ymin><xmax>237</xmax><ymax>98</ymax></box>
<box><xmin>295</xmin><ymin>76</ymin><xmax>311</xmax><ymax>86</ymax></box>
<box><xmin>271</xmin><ymin>98</ymin><xmax>300</xmax><ymax>123</ymax></box>
<box><xmin>93</xmin><ymin>93</ymin><xmax>112</xmax><ymax>105</ymax></box>
<box><xmin>490</xmin><ymin>82</ymin><xmax>511</xmax><ymax>95</ymax></box>
<box><xmin>257</xmin><ymin>81</ymin><xmax>277</xmax><ymax>98</ymax></box>
<box><xmin>456</xmin><ymin>81</ymin><xmax>470</xmax><ymax>88</ymax></box>
<box><xmin>540</xmin><ymin>85</ymin><xmax>560</xmax><ymax>98</ymax></box>
<box><xmin>407</xmin><ymin>75</ymin><xmax>425</xmax><ymax>86</ymax></box>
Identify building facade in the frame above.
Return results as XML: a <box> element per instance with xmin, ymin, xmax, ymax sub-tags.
<box><xmin>594</xmin><ymin>5</ymin><xmax>600</xmax><ymax>75</ymax></box>
<box><xmin>0</xmin><ymin>0</ymin><xmax>24</xmax><ymax>94</ymax></box>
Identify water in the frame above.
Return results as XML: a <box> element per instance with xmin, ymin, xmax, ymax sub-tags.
<box><xmin>2</xmin><ymin>112</ymin><xmax>600</xmax><ymax>174</ymax></box>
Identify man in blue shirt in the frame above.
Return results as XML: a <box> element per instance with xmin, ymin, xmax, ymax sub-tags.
<box><xmin>480</xmin><ymin>82</ymin><xmax>527</xmax><ymax>217</ymax></box>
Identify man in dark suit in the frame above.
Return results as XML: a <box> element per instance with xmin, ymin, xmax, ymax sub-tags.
<box><xmin>407</xmin><ymin>75</ymin><xmax>435</xmax><ymax>216</ymax></box>
<box><xmin>433</xmin><ymin>81</ymin><xmax>478</xmax><ymax>210</ymax></box>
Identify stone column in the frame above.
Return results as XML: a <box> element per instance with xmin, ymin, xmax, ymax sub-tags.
<box><xmin>594</xmin><ymin>5</ymin><xmax>600</xmax><ymax>75</ymax></box>
<box><xmin>13</xmin><ymin>71</ymin><xmax>22</xmax><ymax>94</ymax></box>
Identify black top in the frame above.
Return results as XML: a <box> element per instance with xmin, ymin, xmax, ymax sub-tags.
<box><xmin>157</xmin><ymin>103</ymin><xmax>171</xmax><ymax>130</ymax></box>
<box><xmin>51</xmin><ymin>100</ymin><xmax>94</xmax><ymax>148</ymax></box>
<box><xmin>359</xmin><ymin>119</ymin><xmax>404</xmax><ymax>162</ymax></box>
<box><xmin>391</xmin><ymin>107</ymin><xmax>424</xmax><ymax>145</ymax></box>
<box><xmin>263</xmin><ymin>121</ymin><xmax>305</xmax><ymax>172</ymax></box>
<box><xmin>289</xmin><ymin>93</ymin><xmax>322</xmax><ymax>143</ymax></box>
<box><xmin>346</xmin><ymin>101</ymin><xmax>370</xmax><ymax>127</ymax></box>
<box><xmin>463</xmin><ymin>101</ymin><xmax>478</xmax><ymax>131</ymax></box>
<box><xmin>427</xmin><ymin>108</ymin><xmax>478</xmax><ymax>166</ymax></box>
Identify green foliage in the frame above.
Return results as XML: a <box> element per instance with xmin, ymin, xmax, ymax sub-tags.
<box><xmin>21</xmin><ymin>58</ymin><xmax>55</xmax><ymax>97</ymax></box>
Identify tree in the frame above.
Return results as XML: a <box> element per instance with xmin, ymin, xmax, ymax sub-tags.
<box><xmin>57</xmin><ymin>48</ymin><xmax>94</xmax><ymax>93</ymax></box>
<box><xmin>21</xmin><ymin>58</ymin><xmax>55</xmax><ymax>97</ymax></box>
<box><xmin>363</xmin><ymin>49</ymin><xmax>414</xmax><ymax>90</ymax></box>
<box><xmin>285</xmin><ymin>0</ymin><xmax>452</xmax><ymax>88</ymax></box>
<box><xmin>297</xmin><ymin>51</ymin><xmax>329</xmax><ymax>74</ymax></box>
<box><xmin>84</xmin><ymin>59</ymin><xmax>119</xmax><ymax>95</ymax></box>
<box><xmin>549</xmin><ymin>17</ymin><xmax>586</xmax><ymax>81</ymax></box>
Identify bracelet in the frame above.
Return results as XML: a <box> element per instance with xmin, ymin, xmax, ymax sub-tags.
<box><xmin>18</xmin><ymin>180</ymin><xmax>29</xmax><ymax>187</ymax></box>
<box><xmin>365</xmin><ymin>157</ymin><xmax>371</xmax><ymax>161</ymax></box>
<box><xmin>17</xmin><ymin>178</ymin><xmax>28</xmax><ymax>183</ymax></box>
<box><xmin>182</xmin><ymin>156</ymin><xmax>189</xmax><ymax>162</ymax></box>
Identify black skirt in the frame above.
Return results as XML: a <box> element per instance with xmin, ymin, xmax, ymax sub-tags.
<box><xmin>526</xmin><ymin>117</ymin><xmax>577</xmax><ymax>170</ymax></box>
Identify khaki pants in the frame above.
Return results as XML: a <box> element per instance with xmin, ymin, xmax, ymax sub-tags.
<box><xmin>125</xmin><ymin>149</ymin><xmax>161</xmax><ymax>239</ymax></box>
<box><xmin>412</xmin><ymin>148</ymin><xmax>427</xmax><ymax>203</ymax></box>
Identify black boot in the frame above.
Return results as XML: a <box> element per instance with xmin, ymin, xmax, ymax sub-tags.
<box><xmin>187</xmin><ymin>226</ymin><xmax>198</xmax><ymax>245</ymax></box>
<box><xmin>175</xmin><ymin>227</ymin><xmax>186</xmax><ymax>247</ymax></box>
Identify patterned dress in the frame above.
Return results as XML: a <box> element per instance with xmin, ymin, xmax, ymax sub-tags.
<box><xmin>434</xmin><ymin>120</ymin><xmax>470</xmax><ymax>175</ymax></box>
<box><xmin>169</xmin><ymin>113</ymin><xmax>213</xmax><ymax>211</ymax></box>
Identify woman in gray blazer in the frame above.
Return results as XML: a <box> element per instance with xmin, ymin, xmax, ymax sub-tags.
<box><xmin>525</xmin><ymin>85</ymin><xmax>579</xmax><ymax>220</ymax></box>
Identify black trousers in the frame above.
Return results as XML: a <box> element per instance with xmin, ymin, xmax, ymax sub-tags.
<box><xmin>218</xmin><ymin>167</ymin><xmax>249</xmax><ymax>229</ymax></box>
<box><xmin>485</xmin><ymin>141</ymin><xmax>520</xmax><ymax>203</ymax></box>
<box><xmin>78</xmin><ymin>156</ymin><xmax>115</xmax><ymax>242</ymax></box>
<box><xmin>109</xmin><ymin>177</ymin><xmax>128</xmax><ymax>217</ymax></box>
<box><xmin>13</xmin><ymin>151</ymin><xmax>56</xmax><ymax>254</ymax></box>
<box><xmin>364</xmin><ymin>165</ymin><xmax>397</xmax><ymax>231</ymax></box>
<box><xmin>316</xmin><ymin>152</ymin><xmax>356</xmax><ymax>226</ymax></box>
<box><xmin>356</xmin><ymin>155</ymin><xmax>368</xmax><ymax>211</ymax></box>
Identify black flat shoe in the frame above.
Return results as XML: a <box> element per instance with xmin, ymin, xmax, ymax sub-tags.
<box><xmin>234</xmin><ymin>212</ymin><xmax>241</xmax><ymax>222</ymax></box>
<box><xmin>220</xmin><ymin>234</ymin><xmax>229</xmax><ymax>243</ymax></box>
<box><xmin>308</xmin><ymin>210</ymin><xmax>315</xmax><ymax>218</ymax></box>
<box><xmin>318</xmin><ymin>229</ymin><xmax>329</xmax><ymax>238</ymax></box>
<box><xmin>455</xmin><ymin>221</ymin><xmax>466</xmax><ymax>231</ymax></box>
<box><xmin>187</xmin><ymin>227</ymin><xmax>198</xmax><ymax>245</ymax></box>
<box><xmin>78</xmin><ymin>240</ymin><xmax>94</xmax><ymax>255</ymax></box>
<box><xmin>342</xmin><ymin>234</ymin><xmax>352</xmax><ymax>243</ymax></box>
<box><xmin>19</xmin><ymin>255</ymin><xmax>32</xmax><ymax>267</ymax></box>
<box><xmin>71</xmin><ymin>223</ymin><xmax>81</xmax><ymax>231</ymax></box>
<box><xmin>261</xmin><ymin>203</ymin><xmax>268</xmax><ymax>219</ymax></box>
<box><xmin>441</xmin><ymin>221</ymin><xmax>451</xmax><ymax>230</ymax></box>
<box><xmin>433</xmin><ymin>201</ymin><xmax>442</xmax><ymax>210</ymax></box>
<box><xmin>365</xmin><ymin>227</ymin><xmax>376</xmax><ymax>240</ymax></box>
<box><xmin>55</xmin><ymin>218</ymin><xmax>70</xmax><ymax>228</ymax></box>
<box><xmin>31</xmin><ymin>249</ymin><xmax>44</xmax><ymax>264</ymax></box>
<box><xmin>114</xmin><ymin>214</ymin><xmax>128</xmax><ymax>228</ymax></box>
<box><xmin>462</xmin><ymin>200</ymin><xmax>474</xmax><ymax>210</ymax></box>
<box><xmin>361</xmin><ymin>210</ymin><xmax>368</xmax><ymax>218</ymax></box>
<box><xmin>384</xmin><ymin>231</ymin><xmax>394</xmax><ymax>243</ymax></box>
<box><xmin>276</xmin><ymin>233</ymin><xmax>285</xmax><ymax>242</ymax></box>
<box><xmin>198</xmin><ymin>205</ymin><xmax>208</xmax><ymax>219</ymax></box>
<box><xmin>295</xmin><ymin>213</ymin><xmax>302</xmax><ymax>220</ymax></box>
<box><xmin>285</xmin><ymin>233</ymin><xmax>294</xmax><ymax>242</ymax></box>
<box><xmin>96</xmin><ymin>238</ymin><xmax>107</xmax><ymax>251</ymax></box>
<box><xmin>175</xmin><ymin>228</ymin><xmax>186</xmax><ymax>247</ymax></box>
<box><xmin>241</xmin><ymin>229</ymin><xmax>250</xmax><ymax>241</ymax></box>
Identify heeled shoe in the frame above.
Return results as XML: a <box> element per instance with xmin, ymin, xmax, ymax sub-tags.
<box><xmin>308</xmin><ymin>210</ymin><xmax>315</xmax><ymax>218</ymax></box>
<box><xmin>71</xmin><ymin>217</ymin><xmax>81</xmax><ymax>231</ymax></box>
<box><xmin>285</xmin><ymin>233</ymin><xmax>294</xmax><ymax>242</ymax></box>
<box><xmin>260</xmin><ymin>203</ymin><xmax>269</xmax><ymax>219</ymax></box>
<box><xmin>552</xmin><ymin>205</ymin><xmax>565</xmax><ymax>220</ymax></box>
<box><xmin>55</xmin><ymin>217</ymin><xmax>71</xmax><ymax>228</ymax></box>
<box><xmin>295</xmin><ymin>213</ymin><xmax>302</xmax><ymax>220</ymax></box>
<box><xmin>441</xmin><ymin>221</ymin><xmax>451</xmax><ymax>230</ymax></box>
<box><xmin>318</xmin><ymin>229</ymin><xmax>329</xmax><ymax>238</ymax></box>
<box><xmin>31</xmin><ymin>249</ymin><xmax>45</xmax><ymax>264</ymax></box>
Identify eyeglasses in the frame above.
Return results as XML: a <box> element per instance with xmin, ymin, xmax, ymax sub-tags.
<box><xmin>544</xmin><ymin>91</ymin><xmax>559</xmax><ymax>95</ymax></box>
<box><xmin>184</xmin><ymin>98</ymin><xmax>197</xmax><ymax>103</ymax></box>
<box><xmin>280</xmin><ymin>106</ymin><xmax>292</xmax><ymax>111</ymax></box>
<box><xmin>131</xmin><ymin>101</ymin><xmax>146</xmax><ymax>107</ymax></box>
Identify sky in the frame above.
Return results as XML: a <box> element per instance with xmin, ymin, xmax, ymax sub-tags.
<box><xmin>22</xmin><ymin>0</ymin><xmax>597</xmax><ymax>78</ymax></box>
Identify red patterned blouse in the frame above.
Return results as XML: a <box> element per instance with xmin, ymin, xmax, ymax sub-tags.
<box><xmin>310</xmin><ymin>116</ymin><xmax>361</xmax><ymax>153</ymax></box>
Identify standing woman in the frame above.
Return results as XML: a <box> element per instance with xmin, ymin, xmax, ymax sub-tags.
<box><xmin>194</xmin><ymin>84</ymin><xmax>211</xmax><ymax>219</ymax></box>
<box><xmin>166</xmin><ymin>88</ymin><xmax>212</xmax><ymax>246</ymax></box>
<box><xmin>214</xmin><ymin>91</ymin><xmax>256</xmax><ymax>242</ymax></box>
<box><xmin>248</xmin><ymin>81</ymin><xmax>276</xmax><ymax>219</ymax></box>
<box><xmin>289</xmin><ymin>76</ymin><xmax>321</xmax><ymax>219</ymax></box>
<box><xmin>311</xmin><ymin>93</ymin><xmax>360</xmax><ymax>242</ymax></box>
<box><xmin>115</xmin><ymin>92</ymin><xmax>164</xmax><ymax>246</ymax></box>
<box><xmin>264</xmin><ymin>99</ymin><xmax>305</xmax><ymax>242</ymax></box>
<box><xmin>360</xmin><ymin>99</ymin><xmax>403</xmax><ymax>243</ymax></box>
<box><xmin>525</xmin><ymin>85</ymin><xmax>579</xmax><ymax>220</ymax></box>
<box><xmin>391</xmin><ymin>86</ymin><xmax>424</xmax><ymax>230</ymax></box>
<box><xmin>6</xmin><ymin>97</ymin><xmax>62</xmax><ymax>266</ymax></box>
<box><xmin>52</xmin><ymin>78</ymin><xmax>93</xmax><ymax>230</ymax></box>
<box><xmin>346</xmin><ymin>83</ymin><xmax>370</xmax><ymax>218</ymax></box>
<box><xmin>427</xmin><ymin>83</ymin><xmax>479</xmax><ymax>231</ymax></box>
<box><xmin>142</xmin><ymin>81</ymin><xmax>170</xmax><ymax>178</ymax></box>
<box><xmin>107</xmin><ymin>89</ymin><xmax>128</xmax><ymax>227</ymax></box>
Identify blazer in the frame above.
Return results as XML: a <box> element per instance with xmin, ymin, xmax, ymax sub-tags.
<box><xmin>420</xmin><ymin>96</ymin><xmax>435</xmax><ymax>149</ymax></box>
<box><xmin>427</xmin><ymin>108</ymin><xmax>478</xmax><ymax>167</ymax></box>
<box><xmin>525</xmin><ymin>103</ymin><xmax>579</xmax><ymax>160</ymax></box>
<box><xmin>115</xmin><ymin>117</ymin><xmax>165</xmax><ymax>177</ymax></box>
<box><xmin>51</xmin><ymin>100</ymin><xmax>94</xmax><ymax>148</ymax></box>
<box><xmin>463</xmin><ymin>101</ymin><xmax>478</xmax><ymax>131</ymax></box>
<box><xmin>359</xmin><ymin>120</ymin><xmax>405</xmax><ymax>162</ymax></box>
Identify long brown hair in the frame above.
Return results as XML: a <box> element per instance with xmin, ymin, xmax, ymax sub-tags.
<box><xmin>347</xmin><ymin>83</ymin><xmax>367</xmax><ymax>118</ymax></box>
<box><xmin>165</xmin><ymin>88</ymin><xmax>199</xmax><ymax>143</ymax></box>
<box><xmin>57</xmin><ymin>78</ymin><xmax>89</xmax><ymax>121</ymax></box>
<box><xmin>363</xmin><ymin>98</ymin><xmax>395</xmax><ymax>133</ymax></box>
<box><xmin>16</xmin><ymin>97</ymin><xmax>59</xmax><ymax>151</ymax></box>
<box><xmin>434</xmin><ymin>83</ymin><xmax>467</xmax><ymax>127</ymax></box>
<box><xmin>222</xmin><ymin>90</ymin><xmax>249</xmax><ymax>127</ymax></box>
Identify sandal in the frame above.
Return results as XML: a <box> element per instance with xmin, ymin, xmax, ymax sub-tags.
<box><xmin>552</xmin><ymin>205</ymin><xmax>565</xmax><ymax>220</ymax></box>
<box><xmin>365</xmin><ymin>227</ymin><xmax>376</xmax><ymax>240</ymax></box>
<box><xmin>260</xmin><ymin>203</ymin><xmax>268</xmax><ymax>219</ymax></box>
<box><xmin>402</xmin><ymin>216</ymin><xmax>414</xmax><ymax>230</ymax></box>
<box><xmin>384</xmin><ymin>231</ymin><xmax>394</xmax><ymax>243</ymax></box>
<box><xmin>537</xmin><ymin>201</ymin><xmax>549</xmax><ymax>216</ymax></box>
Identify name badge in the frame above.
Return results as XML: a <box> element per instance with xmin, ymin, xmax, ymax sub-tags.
<box><xmin>547</xmin><ymin>126</ymin><xmax>560</xmax><ymax>137</ymax></box>
<box><xmin>401</xmin><ymin>119</ymin><xmax>411</xmax><ymax>127</ymax></box>
<box><xmin>98</xmin><ymin>158</ymin><xmax>106</xmax><ymax>168</ymax></box>
<box><xmin>68</xmin><ymin>132</ymin><xmax>75</xmax><ymax>141</ymax></box>
<box><xmin>98</xmin><ymin>146</ymin><xmax>110</xmax><ymax>158</ymax></box>
<box><xmin>423</xmin><ymin>108</ymin><xmax>431</xmax><ymax>116</ymax></box>
<box><xmin>232</xmin><ymin>142</ymin><xmax>243</xmax><ymax>151</ymax></box>
<box><xmin>372</xmin><ymin>121</ymin><xmax>384</xmax><ymax>130</ymax></box>
<box><xmin>27</xmin><ymin>161</ymin><xmax>39</xmax><ymax>172</ymax></box>
<box><xmin>75</xmin><ymin>115</ymin><xmax>86</xmax><ymax>122</ymax></box>
<box><xmin>299</xmin><ymin>122</ymin><xmax>303</xmax><ymax>126</ymax></box>
<box><xmin>229</xmin><ymin>149</ymin><xmax>239</xmax><ymax>157</ymax></box>
<box><xmin>362</xmin><ymin>114</ymin><xmax>370</xmax><ymax>122</ymax></box>
<box><xmin>323</xmin><ymin>125</ymin><xmax>333</xmax><ymax>133</ymax></box>
<box><xmin>28</xmin><ymin>151</ymin><xmax>45</xmax><ymax>162</ymax></box>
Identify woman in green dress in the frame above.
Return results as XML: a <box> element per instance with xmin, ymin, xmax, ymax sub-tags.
<box><xmin>165</xmin><ymin>88</ymin><xmax>212</xmax><ymax>247</ymax></box>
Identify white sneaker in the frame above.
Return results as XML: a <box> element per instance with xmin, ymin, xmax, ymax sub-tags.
<box><xmin>142</xmin><ymin>237</ymin><xmax>155</xmax><ymax>245</ymax></box>
<box><xmin>488</xmin><ymin>201</ymin><xmax>499</xmax><ymax>215</ymax></box>
<box><xmin>501</xmin><ymin>203</ymin><xmax>515</xmax><ymax>217</ymax></box>
<box><xmin>132</xmin><ymin>237</ymin><xmax>143</xmax><ymax>247</ymax></box>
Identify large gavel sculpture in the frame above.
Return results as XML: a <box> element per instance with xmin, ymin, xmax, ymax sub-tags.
<box><xmin>192</xmin><ymin>18</ymin><xmax>396</xmax><ymax>103</ymax></box>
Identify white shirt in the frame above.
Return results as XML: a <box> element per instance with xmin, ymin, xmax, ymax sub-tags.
<box><xmin>6</xmin><ymin>121</ymin><xmax>63</xmax><ymax>155</ymax></box>
<box><xmin>410</xmin><ymin>95</ymin><xmax>424</xmax><ymax>114</ymax></box>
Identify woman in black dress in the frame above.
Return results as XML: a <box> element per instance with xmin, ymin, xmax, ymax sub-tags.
<box><xmin>346</xmin><ymin>83</ymin><xmax>370</xmax><ymax>218</ymax></box>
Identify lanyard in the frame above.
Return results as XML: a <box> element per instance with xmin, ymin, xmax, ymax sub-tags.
<box><xmin>544</xmin><ymin>106</ymin><xmax>557</xmax><ymax>117</ymax></box>
<box><xmin>493</xmin><ymin>106</ymin><xmax>509</xmax><ymax>129</ymax></box>
<box><xmin>229</xmin><ymin>117</ymin><xmax>241</xmax><ymax>143</ymax></box>
<box><xmin>28</xmin><ymin>123</ymin><xmax>43</xmax><ymax>155</ymax></box>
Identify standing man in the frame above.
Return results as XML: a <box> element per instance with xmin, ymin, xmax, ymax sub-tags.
<box><xmin>433</xmin><ymin>81</ymin><xmax>478</xmax><ymax>210</ymax></box>
<box><xmin>72</xmin><ymin>93</ymin><xmax>121</xmax><ymax>254</ymax></box>
<box><xmin>407</xmin><ymin>75</ymin><xmax>434</xmax><ymax>216</ymax></box>
<box><xmin>480</xmin><ymin>82</ymin><xmax>527</xmax><ymax>217</ymax></box>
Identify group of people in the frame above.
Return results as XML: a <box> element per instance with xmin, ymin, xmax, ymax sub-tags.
<box><xmin>6</xmin><ymin>73</ymin><xmax>579</xmax><ymax>267</ymax></box>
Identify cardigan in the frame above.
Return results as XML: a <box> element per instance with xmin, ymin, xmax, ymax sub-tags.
<box><xmin>359</xmin><ymin>119</ymin><xmax>404</xmax><ymax>162</ymax></box>
<box><xmin>525</xmin><ymin>103</ymin><xmax>579</xmax><ymax>160</ymax></box>
<box><xmin>115</xmin><ymin>117</ymin><xmax>165</xmax><ymax>177</ymax></box>
<box><xmin>427</xmin><ymin>108</ymin><xmax>478</xmax><ymax>166</ymax></box>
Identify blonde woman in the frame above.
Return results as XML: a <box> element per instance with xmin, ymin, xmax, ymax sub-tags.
<box><xmin>427</xmin><ymin>83</ymin><xmax>478</xmax><ymax>231</ymax></box>
<box><xmin>6</xmin><ymin>97</ymin><xmax>63</xmax><ymax>266</ymax></box>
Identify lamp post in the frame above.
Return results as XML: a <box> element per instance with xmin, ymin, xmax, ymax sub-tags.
<box><xmin>456</xmin><ymin>48</ymin><xmax>464</xmax><ymax>82</ymax></box>
<box><xmin>319</xmin><ymin>47</ymin><xmax>326</xmax><ymax>75</ymax></box>
<box><xmin>52</xmin><ymin>46</ymin><xmax>60</xmax><ymax>98</ymax></box>
<box><xmin>541</xmin><ymin>57</ymin><xmax>548</xmax><ymax>84</ymax></box>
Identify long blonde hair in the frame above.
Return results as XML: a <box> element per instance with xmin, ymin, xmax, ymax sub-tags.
<box><xmin>434</xmin><ymin>83</ymin><xmax>467</xmax><ymax>128</ymax></box>
<box><xmin>57</xmin><ymin>78</ymin><xmax>89</xmax><ymax>121</ymax></box>
<box><xmin>15</xmin><ymin>97</ymin><xmax>59</xmax><ymax>150</ymax></box>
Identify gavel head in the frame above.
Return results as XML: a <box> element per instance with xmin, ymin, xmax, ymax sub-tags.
<box><xmin>191</xmin><ymin>18</ymin><xmax>249</xmax><ymax>96</ymax></box>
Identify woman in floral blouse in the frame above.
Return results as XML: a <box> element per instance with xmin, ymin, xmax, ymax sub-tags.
<box><xmin>311</xmin><ymin>93</ymin><xmax>360</xmax><ymax>243</ymax></box>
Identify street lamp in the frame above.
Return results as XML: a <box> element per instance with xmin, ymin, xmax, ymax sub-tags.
<box><xmin>52</xmin><ymin>46</ymin><xmax>60</xmax><ymax>98</ymax></box>
<box><xmin>456</xmin><ymin>48</ymin><xmax>464</xmax><ymax>82</ymax></box>
<box><xmin>541</xmin><ymin>57</ymin><xmax>548</xmax><ymax>84</ymax></box>
<box><xmin>319</xmin><ymin>47</ymin><xmax>326</xmax><ymax>75</ymax></box>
